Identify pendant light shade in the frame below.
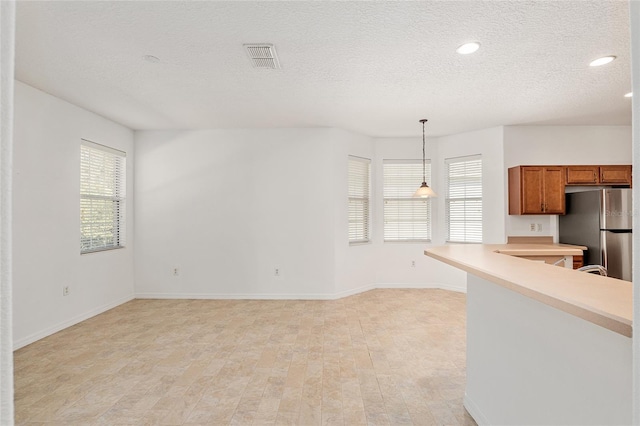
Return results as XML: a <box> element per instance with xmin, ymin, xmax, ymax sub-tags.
<box><xmin>414</xmin><ymin>182</ymin><xmax>436</xmax><ymax>198</ymax></box>
<box><xmin>413</xmin><ymin>119</ymin><xmax>437</xmax><ymax>198</ymax></box>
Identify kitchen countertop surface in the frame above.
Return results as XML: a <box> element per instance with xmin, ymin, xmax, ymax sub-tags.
<box><xmin>425</xmin><ymin>244</ymin><xmax>632</xmax><ymax>337</ymax></box>
<box><xmin>495</xmin><ymin>243</ymin><xmax>586</xmax><ymax>256</ymax></box>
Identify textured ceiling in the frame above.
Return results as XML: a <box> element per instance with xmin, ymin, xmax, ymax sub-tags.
<box><xmin>15</xmin><ymin>1</ymin><xmax>632</xmax><ymax>137</ymax></box>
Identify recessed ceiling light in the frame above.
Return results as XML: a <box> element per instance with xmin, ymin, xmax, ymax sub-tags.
<box><xmin>142</xmin><ymin>55</ymin><xmax>160</xmax><ymax>63</ymax></box>
<box><xmin>589</xmin><ymin>56</ymin><xmax>616</xmax><ymax>67</ymax></box>
<box><xmin>624</xmin><ymin>92</ymin><xmax>633</xmax><ymax>98</ymax></box>
<box><xmin>456</xmin><ymin>42</ymin><xmax>480</xmax><ymax>55</ymax></box>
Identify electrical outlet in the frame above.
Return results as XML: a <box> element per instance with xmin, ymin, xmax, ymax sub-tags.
<box><xmin>62</xmin><ymin>286</ymin><xmax>70</xmax><ymax>296</ymax></box>
<box><xmin>172</xmin><ymin>267</ymin><xmax>180</xmax><ymax>276</ymax></box>
<box><xmin>274</xmin><ymin>268</ymin><xmax>280</xmax><ymax>277</ymax></box>
<box><xmin>411</xmin><ymin>260</ymin><xmax>416</xmax><ymax>268</ymax></box>
<box><xmin>537</xmin><ymin>223</ymin><xmax>542</xmax><ymax>232</ymax></box>
<box><xmin>530</xmin><ymin>223</ymin><xmax>536</xmax><ymax>232</ymax></box>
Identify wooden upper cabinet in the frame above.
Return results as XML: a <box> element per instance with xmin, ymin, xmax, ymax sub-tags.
<box><xmin>600</xmin><ymin>165</ymin><xmax>632</xmax><ymax>185</ymax></box>
<box><xmin>510</xmin><ymin>164</ymin><xmax>632</xmax><ymax>215</ymax></box>
<box><xmin>565</xmin><ymin>165</ymin><xmax>632</xmax><ymax>186</ymax></box>
<box><xmin>566</xmin><ymin>166</ymin><xmax>599</xmax><ymax>185</ymax></box>
<box><xmin>542</xmin><ymin>167</ymin><xmax>565</xmax><ymax>214</ymax></box>
<box><xmin>520</xmin><ymin>167</ymin><xmax>544</xmax><ymax>214</ymax></box>
<box><xmin>509</xmin><ymin>166</ymin><xmax>565</xmax><ymax>215</ymax></box>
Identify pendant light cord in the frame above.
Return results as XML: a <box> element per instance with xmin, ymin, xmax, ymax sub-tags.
<box><xmin>422</xmin><ymin>120</ymin><xmax>426</xmax><ymax>183</ymax></box>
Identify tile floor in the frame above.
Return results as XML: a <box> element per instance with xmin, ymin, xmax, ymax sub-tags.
<box><xmin>14</xmin><ymin>289</ymin><xmax>476</xmax><ymax>425</ymax></box>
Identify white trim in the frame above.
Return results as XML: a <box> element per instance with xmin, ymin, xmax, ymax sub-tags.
<box><xmin>463</xmin><ymin>394</ymin><xmax>489</xmax><ymax>426</ymax></box>
<box><xmin>81</xmin><ymin>138</ymin><xmax>126</xmax><ymax>157</ymax></box>
<box><xmin>383</xmin><ymin>158</ymin><xmax>432</xmax><ymax>165</ymax></box>
<box><xmin>445</xmin><ymin>153</ymin><xmax>482</xmax><ymax>164</ymax></box>
<box><xmin>630</xmin><ymin>3</ymin><xmax>640</xmax><ymax>423</ymax></box>
<box><xmin>137</xmin><ymin>283</ymin><xmax>465</xmax><ymax>301</ymax></box>
<box><xmin>347</xmin><ymin>154</ymin><xmax>371</xmax><ymax>163</ymax></box>
<box><xmin>13</xmin><ymin>294</ymin><xmax>135</xmax><ymax>350</ymax></box>
<box><xmin>332</xmin><ymin>283</ymin><xmax>377</xmax><ymax>299</ymax></box>
<box><xmin>0</xmin><ymin>1</ymin><xmax>15</xmax><ymax>422</ymax></box>
<box><xmin>136</xmin><ymin>292</ymin><xmax>340</xmax><ymax>300</ymax></box>
<box><xmin>135</xmin><ymin>288</ymin><xmax>379</xmax><ymax>301</ymax></box>
<box><xmin>376</xmin><ymin>282</ymin><xmax>467</xmax><ymax>293</ymax></box>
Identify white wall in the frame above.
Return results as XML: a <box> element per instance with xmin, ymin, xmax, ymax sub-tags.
<box><xmin>504</xmin><ymin>125</ymin><xmax>632</xmax><ymax>240</ymax></box>
<box><xmin>436</xmin><ymin>126</ymin><xmax>506</xmax><ymax>245</ymax></box>
<box><xmin>465</xmin><ymin>273</ymin><xmax>632</xmax><ymax>425</ymax></box>
<box><xmin>629</xmin><ymin>2</ymin><xmax>640</xmax><ymax>422</ymax></box>
<box><xmin>134</xmin><ymin>128</ymin><xmax>467</xmax><ymax>298</ymax></box>
<box><xmin>134</xmin><ymin>129</ymin><xmax>338</xmax><ymax>298</ymax></box>
<box><xmin>10</xmin><ymin>83</ymin><xmax>635</xmax><ymax>355</ymax></box>
<box><xmin>373</xmin><ymin>135</ymin><xmax>463</xmax><ymax>291</ymax></box>
<box><xmin>371</xmin><ymin>127</ymin><xmax>504</xmax><ymax>292</ymax></box>
<box><xmin>12</xmin><ymin>82</ymin><xmax>135</xmax><ymax>349</ymax></box>
<box><xmin>1</xmin><ymin>1</ymin><xmax>15</xmax><ymax>421</ymax></box>
<box><xmin>332</xmin><ymin>129</ymin><xmax>377</xmax><ymax>296</ymax></box>
<box><xmin>373</xmin><ymin>137</ymin><xmax>446</xmax><ymax>288</ymax></box>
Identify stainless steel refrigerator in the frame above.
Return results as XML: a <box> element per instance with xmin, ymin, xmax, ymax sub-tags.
<box><xmin>559</xmin><ymin>189</ymin><xmax>632</xmax><ymax>281</ymax></box>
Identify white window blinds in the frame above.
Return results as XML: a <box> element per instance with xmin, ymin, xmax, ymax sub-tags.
<box><xmin>383</xmin><ymin>160</ymin><xmax>431</xmax><ymax>242</ymax></box>
<box><xmin>80</xmin><ymin>139</ymin><xmax>126</xmax><ymax>253</ymax></box>
<box><xmin>446</xmin><ymin>155</ymin><xmax>482</xmax><ymax>243</ymax></box>
<box><xmin>348</xmin><ymin>156</ymin><xmax>370</xmax><ymax>243</ymax></box>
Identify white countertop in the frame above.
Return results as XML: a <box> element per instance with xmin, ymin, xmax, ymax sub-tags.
<box><xmin>495</xmin><ymin>243</ymin><xmax>586</xmax><ymax>256</ymax></box>
<box><xmin>425</xmin><ymin>244</ymin><xmax>632</xmax><ymax>337</ymax></box>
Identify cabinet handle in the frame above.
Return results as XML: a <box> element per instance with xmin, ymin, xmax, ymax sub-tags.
<box><xmin>541</xmin><ymin>203</ymin><xmax>544</xmax><ymax>212</ymax></box>
<box><xmin>594</xmin><ymin>171</ymin><xmax>597</xmax><ymax>182</ymax></box>
<box><xmin>544</xmin><ymin>203</ymin><xmax>548</xmax><ymax>211</ymax></box>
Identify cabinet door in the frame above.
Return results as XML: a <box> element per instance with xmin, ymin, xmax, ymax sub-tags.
<box><xmin>542</xmin><ymin>167</ymin><xmax>565</xmax><ymax>214</ymax></box>
<box><xmin>600</xmin><ymin>165</ymin><xmax>631</xmax><ymax>185</ymax></box>
<box><xmin>521</xmin><ymin>167</ymin><xmax>544</xmax><ymax>214</ymax></box>
<box><xmin>566</xmin><ymin>166</ymin><xmax>599</xmax><ymax>185</ymax></box>
<box><xmin>573</xmin><ymin>255</ymin><xmax>584</xmax><ymax>270</ymax></box>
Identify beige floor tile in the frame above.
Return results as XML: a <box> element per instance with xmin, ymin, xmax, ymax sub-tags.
<box><xmin>14</xmin><ymin>289</ymin><xmax>475</xmax><ymax>425</ymax></box>
<box><xmin>298</xmin><ymin>398</ymin><xmax>322</xmax><ymax>425</ymax></box>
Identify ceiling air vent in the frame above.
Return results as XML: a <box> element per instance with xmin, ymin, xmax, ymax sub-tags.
<box><xmin>244</xmin><ymin>44</ymin><xmax>280</xmax><ymax>69</ymax></box>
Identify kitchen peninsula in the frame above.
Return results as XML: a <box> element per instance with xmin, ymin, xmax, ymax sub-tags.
<box><xmin>425</xmin><ymin>244</ymin><xmax>632</xmax><ymax>425</ymax></box>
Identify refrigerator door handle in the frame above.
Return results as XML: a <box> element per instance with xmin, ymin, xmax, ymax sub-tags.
<box><xmin>601</xmin><ymin>231</ymin><xmax>608</xmax><ymax>272</ymax></box>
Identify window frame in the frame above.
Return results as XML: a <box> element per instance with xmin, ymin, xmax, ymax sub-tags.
<box><xmin>80</xmin><ymin>139</ymin><xmax>127</xmax><ymax>254</ymax></box>
<box><xmin>383</xmin><ymin>159</ymin><xmax>432</xmax><ymax>243</ymax></box>
<box><xmin>348</xmin><ymin>155</ymin><xmax>371</xmax><ymax>245</ymax></box>
<box><xmin>445</xmin><ymin>154</ymin><xmax>482</xmax><ymax>244</ymax></box>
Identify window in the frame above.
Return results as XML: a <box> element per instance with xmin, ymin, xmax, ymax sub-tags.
<box><xmin>383</xmin><ymin>160</ymin><xmax>431</xmax><ymax>242</ymax></box>
<box><xmin>446</xmin><ymin>155</ymin><xmax>482</xmax><ymax>243</ymax></box>
<box><xmin>348</xmin><ymin>156</ymin><xmax>370</xmax><ymax>243</ymax></box>
<box><xmin>80</xmin><ymin>139</ymin><xmax>126</xmax><ymax>253</ymax></box>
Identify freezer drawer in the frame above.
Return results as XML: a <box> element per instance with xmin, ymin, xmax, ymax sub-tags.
<box><xmin>601</xmin><ymin>230</ymin><xmax>632</xmax><ymax>281</ymax></box>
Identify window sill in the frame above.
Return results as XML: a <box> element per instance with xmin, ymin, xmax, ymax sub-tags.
<box><xmin>81</xmin><ymin>246</ymin><xmax>126</xmax><ymax>255</ymax></box>
<box><xmin>445</xmin><ymin>241</ymin><xmax>483</xmax><ymax>245</ymax></box>
<box><xmin>349</xmin><ymin>240</ymin><xmax>371</xmax><ymax>246</ymax></box>
<box><xmin>384</xmin><ymin>240</ymin><xmax>431</xmax><ymax>244</ymax></box>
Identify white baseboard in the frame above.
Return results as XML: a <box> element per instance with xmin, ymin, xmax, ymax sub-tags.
<box><xmin>376</xmin><ymin>282</ymin><xmax>467</xmax><ymax>293</ymax></box>
<box><xmin>464</xmin><ymin>393</ymin><xmax>489</xmax><ymax>425</ymax></box>
<box><xmin>332</xmin><ymin>283</ymin><xmax>377</xmax><ymax>299</ymax></box>
<box><xmin>137</xmin><ymin>283</ymin><xmax>464</xmax><ymax>301</ymax></box>
<box><xmin>135</xmin><ymin>292</ymin><xmax>338</xmax><ymax>300</ymax></box>
<box><xmin>13</xmin><ymin>293</ymin><xmax>135</xmax><ymax>350</ymax></box>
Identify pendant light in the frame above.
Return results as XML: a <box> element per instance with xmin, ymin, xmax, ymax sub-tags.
<box><xmin>414</xmin><ymin>119</ymin><xmax>436</xmax><ymax>198</ymax></box>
